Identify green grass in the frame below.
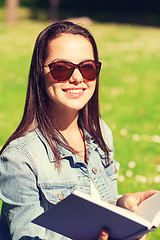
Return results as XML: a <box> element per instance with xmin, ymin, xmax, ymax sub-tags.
<box><xmin>0</xmin><ymin>9</ymin><xmax>160</xmax><ymax>239</ymax></box>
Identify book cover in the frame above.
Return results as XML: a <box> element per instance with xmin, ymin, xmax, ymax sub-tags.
<box><xmin>32</xmin><ymin>191</ymin><xmax>160</xmax><ymax>240</ymax></box>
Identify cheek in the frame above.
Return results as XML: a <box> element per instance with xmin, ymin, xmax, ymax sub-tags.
<box><xmin>44</xmin><ymin>72</ymin><xmax>54</xmax><ymax>87</ymax></box>
<box><xmin>45</xmin><ymin>85</ymin><xmax>54</xmax><ymax>99</ymax></box>
<box><xmin>44</xmin><ymin>75</ymin><xmax>53</xmax><ymax>96</ymax></box>
<box><xmin>44</xmin><ymin>74</ymin><xmax>65</xmax><ymax>101</ymax></box>
<box><xmin>84</xmin><ymin>81</ymin><xmax>96</xmax><ymax>104</ymax></box>
<box><xmin>88</xmin><ymin>81</ymin><xmax>96</xmax><ymax>94</ymax></box>
<box><xmin>44</xmin><ymin>75</ymin><xmax>57</xmax><ymax>99</ymax></box>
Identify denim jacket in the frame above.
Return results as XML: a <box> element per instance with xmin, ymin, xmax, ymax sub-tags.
<box><xmin>0</xmin><ymin>120</ymin><xmax>119</xmax><ymax>240</ymax></box>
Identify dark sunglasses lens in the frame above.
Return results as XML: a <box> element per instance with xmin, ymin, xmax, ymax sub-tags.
<box><xmin>49</xmin><ymin>62</ymin><xmax>73</xmax><ymax>81</ymax></box>
<box><xmin>80</xmin><ymin>61</ymin><xmax>101</xmax><ymax>80</ymax></box>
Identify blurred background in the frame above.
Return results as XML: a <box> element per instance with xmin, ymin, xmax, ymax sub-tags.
<box><xmin>0</xmin><ymin>0</ymin><xmax>160</xmax><ymax>239</ymax></box>
<box><xmin>1</xmin><ymin>0</ymin><xmax>160</xmax><ymax>25</ymax></box>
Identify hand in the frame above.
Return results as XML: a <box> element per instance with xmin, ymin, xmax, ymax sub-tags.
<box><xmin>117</xmin><ymin>190</ymin><xmax>158</xmax><ymax>211</ymax></box>
<box><xmin>117</xmin><ymin>190</ymin><xmax>158</xmax><ymax>240</ymax></box>
<box><xmin>98</xmin><ymin>229</ymin><xmax>109</xmax><ymax>240</ymax></box>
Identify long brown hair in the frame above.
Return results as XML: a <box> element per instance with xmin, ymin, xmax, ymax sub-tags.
<box><xmin>0</xmin><ymin>21</ymin><xmax>110</xmax><ymax>165</ymax></box>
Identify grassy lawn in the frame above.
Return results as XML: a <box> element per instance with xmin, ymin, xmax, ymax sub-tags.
<box><xmin>0</xmin><ymin>8</ymin><xmax>160</xmax><ymax>239</ymax></box>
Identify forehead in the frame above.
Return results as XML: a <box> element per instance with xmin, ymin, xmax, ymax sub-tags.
<box><xmin>46</xmin><ymin>34</ymin><xmax>94</xmax><ymax>62</ymax></box>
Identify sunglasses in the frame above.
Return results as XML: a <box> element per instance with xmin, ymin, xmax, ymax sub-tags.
<box><xmin>44</xmin><ymin>60</ymin><xmax>102</xmax><ymax>82</ymax></box>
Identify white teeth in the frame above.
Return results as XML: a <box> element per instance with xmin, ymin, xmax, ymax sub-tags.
<box><xmin>66</xmin><ymin>89</ymin><xmax>83</xmax><ymax>93</ymax></box>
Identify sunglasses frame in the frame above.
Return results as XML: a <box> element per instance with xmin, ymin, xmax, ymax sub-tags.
<box><xmin>44</xmin><ymin>60</ymin><xmax>102</xmax><ymax>82</ymax></box>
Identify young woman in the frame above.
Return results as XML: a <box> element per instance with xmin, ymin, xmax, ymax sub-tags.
<box><xmin>0</xmin><ymin>21</ymin><xmax>156</xmax><ymax>240</ymax></box>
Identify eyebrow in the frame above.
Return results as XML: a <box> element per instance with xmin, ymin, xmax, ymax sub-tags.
<box><xmin>47</xmin><ymin>58</ymin><xmax>95</xmax><ymax>65</ymax></box>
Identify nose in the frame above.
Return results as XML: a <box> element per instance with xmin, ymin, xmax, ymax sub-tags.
<box><xmin>69</xmin><ymin>67</ymin><xmax>83</xmax><ymax>84</ymax></box>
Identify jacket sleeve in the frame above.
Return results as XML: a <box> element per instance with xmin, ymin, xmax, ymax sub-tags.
<box><xmin>0</xmin><ymin>147</ymin><xmax>54</xmax><ymax>240</ymax></box>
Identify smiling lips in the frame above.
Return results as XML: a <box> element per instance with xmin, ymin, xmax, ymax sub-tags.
<box><xmin>63</xmin><ymin>88</ymin><xmax>85</xmax><ymax>98</ymax></box>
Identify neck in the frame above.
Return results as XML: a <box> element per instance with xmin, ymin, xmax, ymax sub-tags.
<box><xmin>49</xmin><ymin>105</ymin><xmax>86</xmax><ymax>162</ymax></box>
<box><xmin>51</xmin><ymin>107</ymin><xmax>79</xmax><ymax>132</ymax></box>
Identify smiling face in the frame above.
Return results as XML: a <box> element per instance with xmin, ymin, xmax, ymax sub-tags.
<box><xmin>44</xmin><ymin>34</ymin><xmax>96</xmax><ymax>116</ymax></box>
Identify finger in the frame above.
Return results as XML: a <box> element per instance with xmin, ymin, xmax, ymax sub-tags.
<box><xmin>125</xmin><ymin>196</ymin><xmax>139</xmax><ymax>211</ymax></box>
<box><xmin>118</xmin><ymin>194</ymin><xmax>139</xmax><ymax>211</ymax></box>
<box><xmin>98</xmin><ymin>229</ymin><xmax>109</xmax><ymax>240</ymax></box>
<box><xmin>133</xmin><ymin>190</ymin><xmax>158</xmax><ymax>211</ymax></box>
<box><xmin>138</xmin><ymin>190</ymin><xmax>158</xmax><ymax>204</ymax></box>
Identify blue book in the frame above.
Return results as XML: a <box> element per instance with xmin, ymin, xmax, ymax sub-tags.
<box><xmin>32</xmin><ymin>191</ymin><xmax>160</xmax><ymax>240</ymax></box>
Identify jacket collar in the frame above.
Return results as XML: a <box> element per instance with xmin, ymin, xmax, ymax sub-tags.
<box><xmin>35</xmin><ymin>128</ymin><xmax>107</xmax><ymax>164</ymax></box>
